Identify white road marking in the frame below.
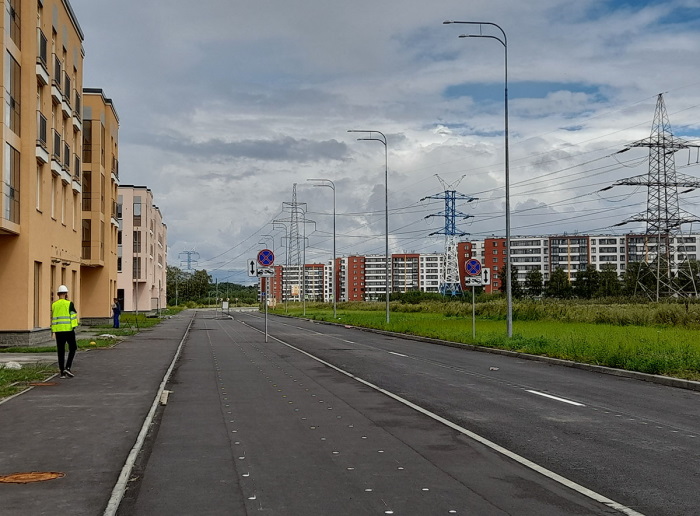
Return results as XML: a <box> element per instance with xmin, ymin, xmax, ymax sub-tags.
<box><xmin>240</xmin><ymin>322</ymin><xmax>642</xmax><ymax>516</ymax></box>
<box><xmin>526</xmin><ymin>390</ymin><xmax>586</xmax><ymax>407</ymax></box>
<box><xmin>388</xmin><ymin>351</ymin><xmax>408</xmax><ymax>357</ymax></box>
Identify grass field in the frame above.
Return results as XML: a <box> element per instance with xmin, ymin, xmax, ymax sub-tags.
<box><xmin>270</xmin><ymin>304</ymin><xmax>700</xmax><ymax>381</ymax></box>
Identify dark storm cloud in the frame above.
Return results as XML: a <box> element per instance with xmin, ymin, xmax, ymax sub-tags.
<box><xmin>143</xmin><ymin>134</ymin><xmax>350</xmax><ymax>163</ymax></box>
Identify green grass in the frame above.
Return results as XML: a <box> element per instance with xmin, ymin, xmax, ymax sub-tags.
<box><xmin>271</xmin><ymin>305</ymin><xmax>700</xmax><ymax>381</ymax></box>
<box><xmin>0</xmin><ymin>338</ymin><xmax>117</xmax><ymax>354</ymax></box>
<box><xmin>0</xmin><ymin>364</ymin><xmax>57</xmax><ymax>399</ymax></box>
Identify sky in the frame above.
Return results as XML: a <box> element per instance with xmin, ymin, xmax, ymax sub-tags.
<box><xmin>68</xmin><ymin>0</ymin><xmax>700</xmax><ymax>284</ymax></box>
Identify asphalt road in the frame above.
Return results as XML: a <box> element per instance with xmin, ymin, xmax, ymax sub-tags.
<box><xmin>126</xmin><ymin>311</ymin><xmax>699</xmax><ymax>515</ymax></box>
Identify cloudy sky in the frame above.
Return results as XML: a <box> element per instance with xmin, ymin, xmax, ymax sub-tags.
<box><xmin>69</xmin><ymin>0</ymin><xmax>700</xmax><ymax>283</ymax></box>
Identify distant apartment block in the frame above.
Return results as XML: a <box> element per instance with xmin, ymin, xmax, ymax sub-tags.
<box><xmin>117</xmin><ymin>186</ymin><xmax>167</xmax><ymax>312</ymax></box>
<box><xmin>256</xmin><ymin>232</ymin><xmax>700</xmax><ymax>302</ymax></box>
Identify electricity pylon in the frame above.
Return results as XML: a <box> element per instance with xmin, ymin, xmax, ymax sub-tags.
<box><xmin>611</xmin><ymin>93</ymin><xmax>700</xmax><ymax>299</ymax></box>
<box><xmin>421</xmin><ymin>175</ymin><xmax>477</xmax><ymax>296</ymax></box>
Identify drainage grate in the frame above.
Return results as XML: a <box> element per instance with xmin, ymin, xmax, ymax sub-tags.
<box><xmin>28</xmin><ymin>382</ymin><xmax>58</xmax><ymax>387</ymax></box>
<box><xmin>0</xmin><ymin>472</ymin><xmax>65</xmax><ymax>483</ymax></box>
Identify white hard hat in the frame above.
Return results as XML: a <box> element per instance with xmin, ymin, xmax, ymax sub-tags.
<box><xmin>57</xmin><ymin>285</ymin><xmax>69</xmax><ymax>293</ymax></box>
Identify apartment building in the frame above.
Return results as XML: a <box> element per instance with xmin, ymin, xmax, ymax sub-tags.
<box><xmin>304</xmin><ymin>263</ymin><xmax>325</xmax><ymax>301</ymax></box>
<box><xmin>79</xmin><ymin>88</ymin><xmax>119</xmax><ymax>323</ymax></box>
<box><xmin>117</xmin><ymin>186</ymin><xmax>167</xmax><ymax>312</ymax></box>
<box><xmin>0</xmin><ymin>0</ymin><xmax>84</xmax><ymax>345</ymax></box>
<box><xmin>343</xmin><ymin>255</ymin><xmax>366</xmax><ymax>301</ymax></box>
<box><xmin>418</xmin><ymin>253</ymin><xmax>444</xmax><ymax>293</ymax></box>
<box><xmin>392</xmin><ymin>253</ymin><xmax>419</xmax><ymax>293</ymax></box>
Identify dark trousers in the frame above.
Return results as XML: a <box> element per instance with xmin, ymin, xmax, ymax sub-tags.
<box><xmin>113</xmin><ymin>313</ymin><xmax>120</xmax><ymax>328</ymax></box>
<box><xmin>55</xmin><ymin>331</ymin><xmax>77</xmax><ymax>372</ymax></box>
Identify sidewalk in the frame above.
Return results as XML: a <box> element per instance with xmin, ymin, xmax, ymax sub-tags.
<box><xmin>0</xmin><ymin>311</ymin><xmax>194</xmax><ymax>516</ymax></box>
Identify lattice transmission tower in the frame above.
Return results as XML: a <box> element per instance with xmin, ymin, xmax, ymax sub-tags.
<box><xmin>610</xmin><ymin>93</ymin><xmax>700</xmax><ymax>299</ymax></box>
<box><xmin>274</xmin><ymin>184</ymin><xmax>307</xmax><ymax>301</ymax></box>
<box><xmin>421</xmin><ymin>175</ymin><xmax>477</xmax><ymax>296</ymax></box>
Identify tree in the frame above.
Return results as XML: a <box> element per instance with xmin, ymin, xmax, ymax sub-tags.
<box><xmin>674</xmin><ymin>260</ymin><xmax>700</xmax><ymax>295</ymax></box>
<box><xmin>545</xmin><ymin>267</ymin><xmax>572</xmax><ymax>298</ymax></box>
<box><xmin>166</xmin><ymin>266</ymin><xmax>189</xmax><ymax>305</ymax></box>
<box><xmin>524</xmin><ymin>269</ymin><xmax>544</xmax><ymax>298</ymax></box>
<box><xmin>597</xmin><ymin>264</ymin><xmax>622</xmax><ymax>297</ymax></box>
<box><xmin>189</xmin><ymin>269</ymin><xmax>212</xmax><ymax>301</ymax></box>
<box><xmin>498</xmin><ymin>264</ymin><xmax>523</xmax><ymax>299</ymax></box>
<box><xmin>622</xmin><ymin>262</ymin><xmax>656</xmax><ymax>297</ymax></box>
<box><xmin>573</xmin><ymin>265</ymin><xmax>600</xmax><ymax>299</ymax></box>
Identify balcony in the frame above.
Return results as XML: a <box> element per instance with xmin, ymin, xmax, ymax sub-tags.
<box><xmin>111</xmin><ymin>158</ymin><xmax>119</xmax><ymax>182</ymax></box>
<box><xmin>51</xmin><ymin>55</ymin><xmax>62</xmax><ymax>104</ymax></box>
<box><xmin>36</xmin><ymin>29</ymin><xmax>49</xmax><ymax>85</ymax></box>
<box><xmin>51</xmin><ymin>130</ymin><xmax>62</xmax><ymax>175</ymax></box>
<box><xmin>36</xmin><ymin>112</ymin><xmax>49</xmax><ymax>164</ymax></box>
<box><xmin>72</xmin><ymin>154</ymin><xmax>81</xmax><ymax>193</ymax></box>
<box><xmin>72</xmin><ymin>91</ymin><xmax>82</xmax><ymax>131</ymax></box>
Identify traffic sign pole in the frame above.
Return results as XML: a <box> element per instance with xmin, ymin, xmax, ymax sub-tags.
<box><xmin>472</xmin><ymin>286</ymin><xmax>476</xmax><ymax>339</ymax></box>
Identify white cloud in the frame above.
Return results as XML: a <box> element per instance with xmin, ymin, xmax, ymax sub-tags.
<box><xmin>69</xmin><ymin>0</ymin><xmax>700</xmax><ymax>282</ymax></box>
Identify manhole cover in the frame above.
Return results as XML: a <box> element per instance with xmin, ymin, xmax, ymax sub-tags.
<box><xmin>0</xmin><ymin>472</ymin><xmax>65</xmax><ymax>483</ymax></box>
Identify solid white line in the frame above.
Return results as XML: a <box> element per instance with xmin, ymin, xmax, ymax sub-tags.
<box><xmin>526</xmin><ymin>389</ymin><xmax>586</xmax><ymax>407</ymax></box>
<box><xmin>244</xmin><ymin>323</ymin><xmax>643</xmax><ymax>516</ymax></box>
<box><xmin>388</xmin><ymin>351</ymin><xmax>408</xmax><ymax>357</ymax></box>
<box><xmin>103</xmin><ymin>313</ymin><xmax>195</xmax><ymax>516</ymax></box>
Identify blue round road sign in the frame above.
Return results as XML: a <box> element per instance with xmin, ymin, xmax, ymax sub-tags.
<box><xmin>465</xmin><ymin>258</ymin><xmax>482</xmax><ymax>276</ymax></box>
<box><xmin>257</xmin><ymin>249</ymin><xmax>275</xmax><ymax>266</ymax></box>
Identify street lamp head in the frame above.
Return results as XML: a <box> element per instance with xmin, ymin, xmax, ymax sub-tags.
<box><xmin>443</xmin><ymin>20</ymin><xmax>453</xmax><ymax>24</ymax></box>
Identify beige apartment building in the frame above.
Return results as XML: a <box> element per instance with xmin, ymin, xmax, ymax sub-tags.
<box><xmin>0</xmin><ymin>0</ymin><xmax>85</xmax><ymax>345</ymax></box>
<box><xmin>117</xmin><ymin>186</ymin><xmax>167</xmax><ymax>313</ymax></box>
<box><xmin>80</xmin><ymin>88</ymin><xmax>120</xmax><ymax>323</ymax></box>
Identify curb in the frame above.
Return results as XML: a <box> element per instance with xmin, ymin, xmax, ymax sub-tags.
<box><xmin>284</xmin><ymin>314</ymin><xmax>700</xmax><ymax>393</ymax></box>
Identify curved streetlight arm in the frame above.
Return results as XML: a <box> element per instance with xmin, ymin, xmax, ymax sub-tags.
<box><xmin>445</xmin><ymin>19</ymin><xmax>512</xmax><ymax>338</ymax></box>
<box><xmin>307</xmin><ymin>178</ymin><xmax>337</xmax><ymax>316</ymax></box>
<box><xmin>348</xmin><ymin>129</ymin><xmax>390</xmax><ymax>324</ymax></box>
<box><xmin>444</xmin><ymin>20</ymin><xmax>507</xmax><ymax>45</ymax></box>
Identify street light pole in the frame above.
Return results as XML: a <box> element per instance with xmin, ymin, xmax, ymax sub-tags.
<box><xmin>308</xmin><ymin>178</ymin><xmax>337</xmax><ymax>319</ymax></box>
<box><xmin>348</xmin><ymin>130</ymin><xmax>390</xmax><ymax>324</ymax></box>
<box><xmin>444</xmin><ymin>20</ymin><xmax>512</xmax><ymax>337</ymax></box>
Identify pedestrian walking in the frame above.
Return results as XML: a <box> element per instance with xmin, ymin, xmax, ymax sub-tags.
<box><xmin>51</xmin><ymin>285</ymin><xmax>79</xmax><ymax>379</ymax></box>
<box><xmin>112</xmin><ymin>298</ymin><xmax>121</xmax><ymax>328</ymax></box>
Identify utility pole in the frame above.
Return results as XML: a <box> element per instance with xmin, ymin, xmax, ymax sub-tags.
<box><xmin>421</xmin><ymin>175</ymin><xmax>477</xmax><ymax>296</ymax></box>
<box><xmin>609</xmin><ymin>94</ymin><xmax>700</xmax><ymax>299</ymax></box>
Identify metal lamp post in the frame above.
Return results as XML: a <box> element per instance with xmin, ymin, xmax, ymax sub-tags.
<box><xmin>444</xmin><ymin>20</ymin><xmax>512</xmax><ymax>338</ymax></box>
<box><xmin>308</xmin><ymin>178</ymin><xmax>336</xmax><ymax>318</ymax></box>
<box><xmin>348</xmin><ymin>130</ymin><xmax>390</xmax><ymax>324</ymax></box>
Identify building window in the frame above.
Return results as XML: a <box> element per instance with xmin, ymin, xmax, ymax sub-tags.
<box><xmin>133</xmin><ymin>257</ymin><xmax>141</xmax><ymax>279</ymax></box>
<box><xmin>3</xmin><ymin>143</ymin><xmax>20</xmax><ymax>223</ymax></box>
<box><xmin>133</xmin><ymin>231</ymin><xmax>142</xmax><ymax>253</ymax></box>
<box><xmin>5</xmin><ymin>52</ymin><xmax>21</xmax><ymax>135</ymax></box>
<box><xmin>5</xmin><ymin>0</ymin><xmax>20</xmax><ymax>47</ymax></box>
<box><xmin>83</xmin><ymin>120</ymin><xmax>93</xmax><ymax>163</ymax></box>
<box><xmin>133</xmin><ymin>196</ymin><xmax>142</xmax><ymax>226</ymax></box>
<box><xmin>82</xmin><ymin>219</ymin><xmax>91</xmax><ymax>259</ymax></box>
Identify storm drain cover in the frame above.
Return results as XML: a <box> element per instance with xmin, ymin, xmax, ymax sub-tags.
<box><xmin>0</xmin><ymin>472</ymin><xmax>64</xmax><ymax>483</ymax></box>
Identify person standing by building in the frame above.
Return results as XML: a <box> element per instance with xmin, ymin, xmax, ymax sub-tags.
<box><xmin>112</xmin><ymin>298</ymin><xmax>121</xmax><ymax>328</ymax></box>
<box><xmin>51</xmin><ymin>285</ymin><xmax>79</xmax><ymax>379</ymax></box>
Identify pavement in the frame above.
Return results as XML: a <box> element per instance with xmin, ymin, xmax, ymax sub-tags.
<box><xmin>0</xmin><ymin>311</ymin><xmax>194</xmax><ymax>515</ymax></box>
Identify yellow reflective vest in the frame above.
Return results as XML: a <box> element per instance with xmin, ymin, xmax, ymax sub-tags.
<box><xmin>51</xmin><ymin>299</ymin><xmax>78</xmax><ymax>332</ymax></box>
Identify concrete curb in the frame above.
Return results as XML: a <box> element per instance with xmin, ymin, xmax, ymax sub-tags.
<box><xmin>283</xmin><ymin>314</ymin><xmax>700</xmax><ymax>393</ymax></box>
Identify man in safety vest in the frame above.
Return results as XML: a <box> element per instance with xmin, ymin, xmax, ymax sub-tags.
<box><xmin>51</xmin><ymin>285</ymin><xmax>79</xmax><ymax>378</ymax></box>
